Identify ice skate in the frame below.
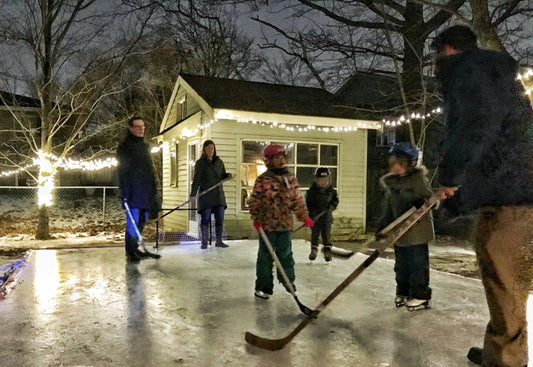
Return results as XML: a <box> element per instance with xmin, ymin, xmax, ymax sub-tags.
<box><xmin>309</xmin><ymin>245</ymin><xmax>318</xmax><ymax>261</ymax></box>
<box><xmin>394</xmin><ymin>295</ymin><xmax>408</xmax><ymax>308</ymax></box>
<box><xmin>254</xmin><ymin>290</ymin><xmax>270</xmax><ymax>300</ymax></box>
<box><xmin>466</xmin><ymin>347</ymin><xmax>482</xmax><ymax>365</ymax></box>
<box><xmin>405</xmin><ymin>298</ymin><xmax>430</xmax><ymax>311</ymax></box>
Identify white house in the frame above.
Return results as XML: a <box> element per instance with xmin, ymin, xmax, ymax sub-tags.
<box><xmin>158</xmin><ymin>74</ymin><xmax>381</xmax><ymax>240</ymax></box>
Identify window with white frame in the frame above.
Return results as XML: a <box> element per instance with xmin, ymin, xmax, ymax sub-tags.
<box><xmin>240</xmin><ymin>140</ymin><xmax>338</xmax><ymax>210</ymax></box>
<box><xmin>170</xmin><ymin>143</ymin><xmax>178</xmax><ymax>187</ymax></box>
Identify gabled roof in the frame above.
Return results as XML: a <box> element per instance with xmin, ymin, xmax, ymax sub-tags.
<box><xmin>0</xmin><ymin>91</ymin><xmax>40</xmax><ymax>108</ymax></box>
<box><xmin>180</xmin><ymin>73</ymin><xmax>364</xmax><ymax>119</ymax></box>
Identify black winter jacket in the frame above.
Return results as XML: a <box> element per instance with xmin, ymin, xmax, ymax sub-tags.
<box><xmin>190</xmin><ymin>155</ymin><xmax>229</xmax><ymax>212</ymax></box>
<box><xmin>436</xmin><ymin>48</ymin><xmax>533</xmax><ymax>213</ymax></box>
<box><xmin>305</xmin><ymin>183</ymin><xmax>339</xmax><ymax>222</ymax></box>
<box><xmin>117</xmin><ymin>131</ymin><xmax>160</xmax><ymax>215</ymax></box>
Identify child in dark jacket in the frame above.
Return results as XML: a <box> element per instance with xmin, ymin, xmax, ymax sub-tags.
<box><xmin>377</xmin><ymin>142</ymin><xmax>435</xmax><ymax>311</ymax></box>
<box><xmin>305</xmin><ymin>167</ymin><xmax>339</xmax><ymax>262</ymax></box>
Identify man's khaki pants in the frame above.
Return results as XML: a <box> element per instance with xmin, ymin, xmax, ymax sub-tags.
<box><xmin>474</xmin><ymin>206</ymin><xmax>533</xmax><ymax>367</ymax></box>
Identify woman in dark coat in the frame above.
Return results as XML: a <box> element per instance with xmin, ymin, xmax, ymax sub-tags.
<box><xmin>190</xmin><ymin>140</ymin><xmax>232</xmax><ymax>249</ymax></box>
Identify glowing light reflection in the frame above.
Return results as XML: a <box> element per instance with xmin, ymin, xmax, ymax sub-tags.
<box><xmin>33</xmin><ymin>250</ymin><xmax>59</xmax><ymax>315</ymax></box>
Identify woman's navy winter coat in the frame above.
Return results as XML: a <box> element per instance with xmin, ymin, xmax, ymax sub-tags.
<box><xmin>436</xmin><ymin>48</ymin><xmax>533</xmax><ymax>213</ymax></box>
<box><xmin>190</xmin><ymin>155</ymin><xmax>229</xmax><ymax>212</ymax></box>
<box><xmin>117</xmin><ymin>131</ymin><xmax>160</xmax><ymax>215</ymax></box>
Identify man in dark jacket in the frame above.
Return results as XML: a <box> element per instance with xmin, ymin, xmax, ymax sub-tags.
<box><xmin>117</xmin><ymin>117</ymin><xmax>161</xmax><ymax>263</ymax></box>
<box><xmin>432</xmin><ymin>25</ymin><xmax>533</xmax><ymax>366</ymax></box>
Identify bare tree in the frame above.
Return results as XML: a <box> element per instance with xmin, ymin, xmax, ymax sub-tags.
<box><xmin>0</xmin><ymin>0</ymin><xmax>155</xmax><ymax>239</ymax></box>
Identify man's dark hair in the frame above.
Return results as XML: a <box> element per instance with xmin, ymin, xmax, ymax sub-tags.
<box><xmin>431</xmin><ymin>25</ymin><xmax>478</xmax><ymax>52</ymax></box>
<box><xmin>128</xmin><ymin>116</ymin><xmax>143</xmax><ymax>127</ymax></box>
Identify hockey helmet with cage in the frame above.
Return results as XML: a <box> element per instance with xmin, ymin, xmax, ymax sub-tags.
<box><xmin>315</xmin><ymin>167</ymin><xmax>331</xmax><ymax>177</ymax></box>
<box><xmin>263</xmin><ymin>144</ymin><xmax>287</xmax><ymax>160</ymax></box>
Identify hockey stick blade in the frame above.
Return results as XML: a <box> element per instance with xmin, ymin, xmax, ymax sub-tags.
<box><xmin>245</xmin><ymin>316</ymin><xmax>314</xmax><ymax>350</ymax></box>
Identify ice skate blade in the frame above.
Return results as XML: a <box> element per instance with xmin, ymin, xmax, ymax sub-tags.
<box><xmin>395</xmin><ymin>302</ymin><xmax>406</xmax><ymax>308</ymax></box>
<box><xmin>406</xmin><ymin>302</ymin><xmax>430</xmax><ymax>311</ymax></box>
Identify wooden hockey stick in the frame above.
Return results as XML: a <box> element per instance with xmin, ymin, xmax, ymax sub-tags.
<box><xmin>245</xmin><ymin>196</ymin><xmax>438</xmax><ymax>350</ymax></box>
<box><xmin>258</xmin><ymin>227</ymin><xmax>314</xmax><ymax>317</ymax></box>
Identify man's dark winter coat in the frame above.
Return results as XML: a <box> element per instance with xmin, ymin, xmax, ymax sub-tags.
<box><xmin>117</xmin><ymin>131</ymin><xmax>160</xmax><ymax>216</ymax></box>
<box><xmin>436</xmin><ymin>48</ymin><xmax>533</xmax><ymax>213</ymax></box>
<box><xmin>190</xmin><ymin>155</ymin><xmax>229</xmax><ymax>212</ymax></box>
<box><xmin>377</xmin><ymin>167</ymin><xmax>435</xmax><ymax>246</ymax></box>
<box><xmin>305</xmin><ymin>183</ymin><xmax>339</xmax><ymax>221</ymax></box>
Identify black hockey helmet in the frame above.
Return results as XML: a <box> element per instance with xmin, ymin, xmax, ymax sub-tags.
<box><xmin>315</xmin><ymin>167</ymin><xmax>331</xmax><ymax>177</ymax></box>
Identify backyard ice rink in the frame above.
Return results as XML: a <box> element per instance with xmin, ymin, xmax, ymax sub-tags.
<box><xmin>0</xmin><ymin>239</ymin><xmax>531</xmax><ymax>366</ymax></box>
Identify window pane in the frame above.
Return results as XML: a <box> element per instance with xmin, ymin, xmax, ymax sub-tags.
<box><xmin>242</xmin><ymin>141</ymin><xmax>265</xmax><ymax>164</ymax></box>
<box><xmin>273</xmin><ymin>142</ymin><xmax>295</xmax><ymax>164</ymax></box>
<box><xmin>329</xmin><ymin>168</ymin><xmax>337</xmax><ymax>188</ymax></box>
<box><xmin>296</xmin><ymin>167</ymin><xmax>316</xmax><ymax>188</ymax></box>
<box><xmin>297</xmin><ymin>143</ymin><xmax>318</xmax><ymax>164</ymax></box>
<box><xmin>320</xmin><ymin>145</ymin><xmax>338</xmax><ymax>165</ymax></box>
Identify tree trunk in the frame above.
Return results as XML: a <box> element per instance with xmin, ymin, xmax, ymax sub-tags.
<box><xmin>469</xmin><ymin>0</ymin><xmax>508</xmax><ymax>53</ymax></box>
<box><xmin>36</xmin><ymin>205</ymin><xmax>50</xmax><ymax>240</ymax></box>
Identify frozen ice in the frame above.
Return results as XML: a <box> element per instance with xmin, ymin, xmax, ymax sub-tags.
<box><xmin>0</xmin><ymin>239</ymin><xmax>492</xmax><ymax>366</ymax></box>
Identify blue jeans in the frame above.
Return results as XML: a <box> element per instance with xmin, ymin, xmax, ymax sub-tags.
<box><xmin>200</xmin><ymin>205</ymin><xmax>225</xmax><ymax>227</ymax></box>
<box><xmin>125</xmin><ymin>208</ymin><xmax>149</xmax><ymax>255</ymax></box>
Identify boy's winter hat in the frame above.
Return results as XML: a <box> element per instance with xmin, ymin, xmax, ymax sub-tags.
<box><xmin>315</xmin><ymin>167</ymin><xmax>330</xmax><ymax>177</ymax></box>
<box><xmin>263</xmin><ymin>144</ymin><xmax>287</xmax><ymax>160</ymax></box>
<box><xmin>389</xmin><ymin>142</ymin><xmax>419</xmax><ymax>162</ymax></box>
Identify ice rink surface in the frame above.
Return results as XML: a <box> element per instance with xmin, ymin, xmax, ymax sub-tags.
<box><xmin>0</xmin><ymin>240</ymin><xmax>489</xmax><ymax>366</ymax></box>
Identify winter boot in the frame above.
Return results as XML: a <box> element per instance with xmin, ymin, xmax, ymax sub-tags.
<box><xmin>215</xmin><ymin>226</ymin><xmax>229</xmax><ymax>248</ymax></box>
<box><xmin>394</xmin><ymin>295</ymin><xmax>408</xmax><ymax>308</ymax></box>
<box><xmin>405</xmin><ymin>298</ymin><xmax>430</xmax><ymax>311</ymax></box>
<box><xmin>323</xmin><ymin>245</ymin><xmax>332</xmax><ymax>262</ymax></box>
<box><xmin>200</xmin><ymin>225</ymin><xmax>209</xmax><ymax>249</ymax></box>
<box><xmin>309</xmin><ymin>245</ymin><xmax>318</xmax><ymax>260</ymax></box>
<box><xmin>466</xmin><ymin>347</ymin><xmax>482</xmax><ymax>365</ymax></box>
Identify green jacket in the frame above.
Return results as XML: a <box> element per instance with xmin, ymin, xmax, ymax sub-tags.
<box><xmin>190</xmin><ymin>156</ymin><xmax>229</xmax><ymax>212</ymax></box>
<box><xmin>377</xmin><ymin>167</ymin><xmax>435</xmax><ymax>246</ymax></box>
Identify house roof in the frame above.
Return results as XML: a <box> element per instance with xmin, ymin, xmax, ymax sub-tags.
<box><xmin>0</xmin><ymin>91</ymin><xmax>40</xmax><ymax>108</ymax></box>
<box><xmin>180</xmin><ymin>73</ymin><xmax>366</xmax><ymax>120</ymax></box>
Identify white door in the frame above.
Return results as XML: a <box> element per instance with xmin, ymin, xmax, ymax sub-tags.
<box><xmin>187</xmin><ymin>141</ymin><xmax>200</xmax><ymax>237</ymax></box>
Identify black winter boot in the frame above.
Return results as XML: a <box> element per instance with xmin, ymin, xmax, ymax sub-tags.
<box><xmin>215</xmin><ymin>226</ymin><xmax>229</xmax><ymax>248</ymax></box>
<box><xmin>466</xmin><ymin>347</ymin><xmax>482</xmax><ymax>365</ymax></box>
<box><xmin>309</xmin><ymin>245</ymin><xmax>318</xmax><ymax>260</ymax></box>
<box><xmin>200</xmin><ymin>225</ymin><xmax>209</xmax><ymax>249</ymax></box>
<box><xmin>323</xmin><ymin>245</ymin><xmax>332</xmax><ymax>262</ymax></box>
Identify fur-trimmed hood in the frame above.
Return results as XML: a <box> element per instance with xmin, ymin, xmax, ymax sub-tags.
<box><xmin>379</xmin><ymin>166</ymin><xmax>429</xmax><ymax>193</ymax></box>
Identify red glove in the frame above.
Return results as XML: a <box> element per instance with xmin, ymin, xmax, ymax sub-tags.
<box><xmin>304</xmin><ymin>217</ymin><xmax>314</xmax><ymax>228</ymax></box>
<box><xmin>253</xmin><ymin>222</ymin><xmax>263</xmax><ymax>232</ymax></box>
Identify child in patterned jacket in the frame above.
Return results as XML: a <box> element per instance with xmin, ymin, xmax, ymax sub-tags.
<box><xmin>249</xmin><ymin>144</ymin><xmax>314</xmax><ymax>299</ymax></box>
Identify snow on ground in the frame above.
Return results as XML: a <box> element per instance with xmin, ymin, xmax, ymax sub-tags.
<box><xmin>0</xmin><ymin>240</ymin><xmax>490</xmax><ymax>367</ymax></box>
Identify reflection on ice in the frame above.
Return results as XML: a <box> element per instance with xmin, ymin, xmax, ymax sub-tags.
<box><xmin>33</xmin><ymin>250</ymin><xmax>59</xmax><ymax>315</ymax></box>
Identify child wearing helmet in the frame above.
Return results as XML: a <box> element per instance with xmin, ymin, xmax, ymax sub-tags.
<box><xmin>305</xmin><ymin>167</ymin><xmax>339</xmax><ymax>261</ymax></box>
<box><xmin>377</xmin><ymin>142</ymin><xmax>435</xmax><ymax>311</ymax></box>
<box><xmin>249</xmin><ymin>143</ymin><xmax>314</xmax><ymax>299</ymax></box>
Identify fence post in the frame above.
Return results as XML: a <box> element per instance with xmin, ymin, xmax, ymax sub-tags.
<box><xmin>103</xmin><ymin>187</ymin><xmax>106</xmax><ymax>225</ymax></box>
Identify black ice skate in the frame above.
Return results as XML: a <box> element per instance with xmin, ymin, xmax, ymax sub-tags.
<box><xmin>309</xmin><ymin>246</ymin><xmax>318</xmax><ymax>260</ymax></box>
<box><xmin>254</xmin><ymin>290</ymin><xmax>270</xmax><ymax>300</ymax></box>
<box><xmin>394</xmin><ymin>295</ymin><xmax>408</xmax><ymax>308</ymax></box>
<box><xmin>323</xmin><ymin>246</ymin><xmax>332</xmax><ymax>262</ymax></box>
<box><xmin>405</xmin><ymin>298</ymin><xmax>430</xmax><ymax>311</ymax></box>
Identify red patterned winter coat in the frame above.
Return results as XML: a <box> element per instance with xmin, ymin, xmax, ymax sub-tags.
<box><xmin>249</xmin><ymin>169</ymin><xmax>309</xmax><ymax>232</ymax></box>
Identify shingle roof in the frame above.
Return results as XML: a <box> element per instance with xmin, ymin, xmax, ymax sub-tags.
<box><xmin>0</xmin><ymin>91</ymin><xmax>40</xmax><ymax>108</ymax></box>
<box><xmin>180</xmin><ymin>73</ymin><xmax>368</xmax><ymax>120</ymax></box>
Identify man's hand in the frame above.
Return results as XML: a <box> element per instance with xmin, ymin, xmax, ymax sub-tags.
<box><xmin>227</xmin><ymin>173</ymin><xmax>234</xmax><ymax>180</ymax></box>
<box><xmin>304</xmin><ymin>217</ymin><xmax>314</xmax><ymax>228</ymax></box>
<box><xmin>253</xmin><ymin>222</ymin><xmax>263</xmax><ymax>232</ymax></box>
<box><xmin>436</xmin><ymin>186</ymin><xmax>459</xmax><ymax>200</ymax></box>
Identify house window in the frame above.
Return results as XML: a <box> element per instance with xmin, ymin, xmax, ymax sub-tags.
<box><xmin>240</xmin><ymin>140</ymin><xmax>338</xmax><ymax>210</ymax></box>
<box><xmin>179</xmin><ymin>94</ymin><xmax>188</xmax><ymax>121</ymax></box>
<box><xmin>170</xmin><ymin>143</ymin><xmax>178</xmax><ymax>187</ymax></box>
<box><xmin>376</xmin><ymin>128</ymin><xmax>396</xmax><ymax>147</ymax></box>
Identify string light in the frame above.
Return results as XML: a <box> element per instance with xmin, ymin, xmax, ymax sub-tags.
<box><xmin>235</xmin><ymin>118</ymin><xmax>380</xmax><ymax>132</ymax></box>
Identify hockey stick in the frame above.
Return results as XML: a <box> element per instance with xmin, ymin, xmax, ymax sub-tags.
<box><xmin>124</xmin><ymin>201</ymin><xmax>161</xmax><ymax>259</ymax></box>
<box><xmin>245</xmin><ymin>196</ymin><xmax>438</xmax><ymax>350</ymax></box>
<box><xmin>156</xmin><ymin>178</ymin><xmax>230</xmax><ymax>222</ymax></box>
<box><xmin>258</xmin><ymin>227</ymin><xmax>314</xmax><ymax>317</ymax></box>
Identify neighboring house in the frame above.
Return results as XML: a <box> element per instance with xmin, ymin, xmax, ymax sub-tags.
<box><xmin>158</xmin><ymin>74</ymin><xmax>381</xmax><ymax>240</ymax></box>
